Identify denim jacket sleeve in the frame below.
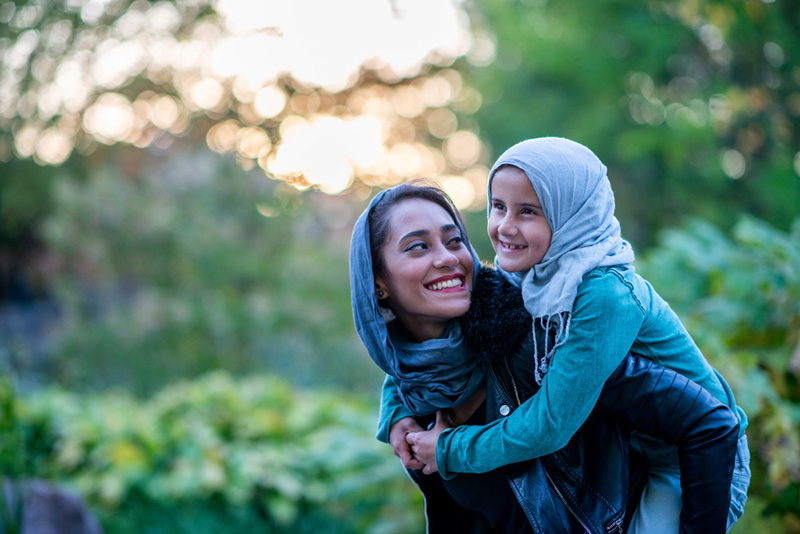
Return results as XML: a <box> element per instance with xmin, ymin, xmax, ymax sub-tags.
<box><xmin>437</xmin><ymin>268</ymin><xmax>644</xmax><ymax>478</ymax></box>
<box><xmin>598</xmin><ymin>354</ymin><xmax>738</xmax><ymax>534</ymax></box>
<box><xmin>376</xmin><ymin>375</ymin><xmax>416</xmax><ymax>443</ymax></box>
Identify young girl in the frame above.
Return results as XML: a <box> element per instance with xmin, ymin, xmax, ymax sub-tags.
<box><xmin>408</xmin><ymin>137</ymin><xmax>751</xmax><ymax>532</ymax></box>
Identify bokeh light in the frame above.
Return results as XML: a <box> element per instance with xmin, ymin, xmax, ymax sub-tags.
<box><xmin>2</xmin><ymin>0</ymin><xmax>489</xmax><ymax>201</ymax></box>
<box><xmin>722</xmin><ymin>149</ymin><xmax>746</xmax><ymax>179</ymax></box>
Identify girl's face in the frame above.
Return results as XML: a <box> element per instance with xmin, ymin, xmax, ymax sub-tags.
<box><xmin>488</xmin><ymin>165</ymin><xmax>552</xmax><ymax>272</ymax></box>
<box><xmin>374</xmin><ymin>198</ymin><xmax>473</xmax><ymax>342</ymax></box>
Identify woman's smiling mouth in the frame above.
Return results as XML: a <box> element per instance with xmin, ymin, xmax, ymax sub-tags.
<box><xmin>425</xmin><ymin>275</ymin><xmax>465</xmax><ymax>291</ymax></box>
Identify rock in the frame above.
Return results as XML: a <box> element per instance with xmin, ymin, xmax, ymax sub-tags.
<box><xmin>1</xmin><ymin>479</ymin><xmax>103</xmax><ymax>534</ymax></box>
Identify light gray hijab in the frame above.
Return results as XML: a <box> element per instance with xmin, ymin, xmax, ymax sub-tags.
<box><xmin>349</xmin><ymin>186</ymin><xmax>484</xmax><ymax>415</ymax></box>
<box><xmin>488</xmin><ymin>137</ymin><xmax>635</xmax><ymax>383</ymax></box>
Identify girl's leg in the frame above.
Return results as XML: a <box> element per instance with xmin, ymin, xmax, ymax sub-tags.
<box><xmin>627</xmin><ymin>434</ymin><xmax>682</xmax><ymax>534</ymax></box>
<box><xmin>628</xmin><ymin>433</ymin><xmax>751</xmax><ymax>533</ymax></box>
<box><xmin>726</xmin><ymin>434</ymin><xmax>751</xmax><ymax>531</ymax></box>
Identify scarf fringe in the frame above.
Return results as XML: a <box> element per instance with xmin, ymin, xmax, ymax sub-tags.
<box><xmin>532</xmin><ymin>312</ymin><xmax>571</xmax><ymax>385</ymax></box>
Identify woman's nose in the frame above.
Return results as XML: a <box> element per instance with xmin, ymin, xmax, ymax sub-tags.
<box><xmin>432</xmin><ymin>247</ymin><xmax>459</xmax><ymax>268</ymax></box>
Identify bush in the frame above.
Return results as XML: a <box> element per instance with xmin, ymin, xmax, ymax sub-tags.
<box><xmin>14</xmin><ymin>372</ymin><xmax>422</xmax><ymax>534</ymax></box>
<box><xmin>638</xmin><ymin>216</ymin><xmax>800</xmax><ymax>532</ymax></box>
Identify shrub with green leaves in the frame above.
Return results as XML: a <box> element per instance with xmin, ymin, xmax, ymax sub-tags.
<box><xmin>15</xmin><ymin>372</ymin><xmax>422</xmax><ymax>534</ymax></box>
<box><xmin>638</xmin><ymin>216</ymin><xmax>800</xmax><ymax>531</ymax></box>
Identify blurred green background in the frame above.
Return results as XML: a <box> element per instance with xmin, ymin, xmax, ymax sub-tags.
<box><xmin>1</xmin><ymin>0</ymin><xmax>798</xmax><ymax>532</ymax></box>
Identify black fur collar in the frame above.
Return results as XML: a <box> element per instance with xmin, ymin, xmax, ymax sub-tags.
<box><xmin>461</xmin><ymin>264</ymin><xmax>531</xmax><ymax>362</ymax></box>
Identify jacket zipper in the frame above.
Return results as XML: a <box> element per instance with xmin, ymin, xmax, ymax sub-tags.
<box><xmin>543</xmin><ymin>465</ymin><xmax>592</xmax><ymax>534</ymax></box>
<box><xmin>504</xmin><ymin>357</ymin><xmax>523</xmax><ymax>406</ymax></box>
<box><xmin>499</xmin><ymin>355</ymin><xmax>622</xmax><ymax>534</ymax></box>
<box><xmin>606</xmin><ymin>516</ymin><xmax>624</xmax><ymax>533</ymax></box>
<box><xmin>489</xmin><ymin>361</ymin><xmax>516</xmax><ymax>410</ymax></box>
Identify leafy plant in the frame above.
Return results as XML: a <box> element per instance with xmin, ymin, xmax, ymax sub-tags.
<box><xmin>0</xmin><ymin>378</ymin><xmax>24</xmax><ymax>534</ymax></box>
<box><xmin>15</xmin><ymin>371</ymin><xmax>422</xmax><ymax>534</ymax></box>
<box><xmin>638</xmin><ymin>216</ymin><xmax>800</xmax><ymax>532</ymax></box>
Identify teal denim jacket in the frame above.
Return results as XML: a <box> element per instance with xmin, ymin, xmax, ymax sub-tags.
<box><xmin>378</xmin><ymin>264</ymin><xmax>747</xmax><ymax>480</ymax></box>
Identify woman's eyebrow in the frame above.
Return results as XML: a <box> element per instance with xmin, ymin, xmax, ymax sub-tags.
<box><xmin>399</xmin><ymin>229</ymin><xmax>429</xmax><ymax>241</ymax></box>
<box><xmin>399</xmin><ymin>224</ymin><xmax>458</xmax><ymax>242</ymax></box>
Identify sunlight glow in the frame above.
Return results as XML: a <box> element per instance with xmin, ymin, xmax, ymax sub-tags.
<box><xmin>82</xmin><ymin>93</ymin><xmax>135</xmax><ymax>144</ymax></box>
<box><xmin>36</xmin><ymin>127</ymin><xmax>73</xmax><ymax>165</ymax></box>
<box><xmin>207</xmin><ymin>120</ymin><xmax>241</xmax><ymax>153</ymax></box>
<box><xmin>189</xmin><ymin>78</ymin><xmax>226</xmax><ymax>110</ymax></box>
<box><xmin>236</xmin><ymin>127</ymin><xmax>271</xmax><ymax>159</ymax></box>
<box><xmin>427</xmin><ymin>108</ymin><xmax>458</xmax><ymax>138</ymax></box>
<box><xmin>253</xmin><ymin>86</ymin><xmax>287</xmax><ymax>119</ymax></box>
<box><xmin>149</xmin><ymin>95</ymin><xmax>181</xmax><ymax>130</ymax></box>
<box><xmin>14</xmin><ymin>125</ymin><xmax>39</xmax><ymax>158</ymax></box>
<box><xmin>4</xmin><ymin>0</ymin><xmax>488</xmax><ymax>200</ymax></box>
<box><xmin>440</xmin><ymin>175</ymin><xmax>475</xmax><ymax>210</ymax></box>
<box><xmin>269</xmin><ymin>114</ymin><xmax>384</xmax><ymax>193</ymax></box>
<box><xmin>463</xmin><ymin>165</ymin><xmax>489</xmax><ymax>209</ymax></box>
<box><xmin>445</xmin><ymin>131</ymin><xmax>483</xmax><ymax>168</ymax></box>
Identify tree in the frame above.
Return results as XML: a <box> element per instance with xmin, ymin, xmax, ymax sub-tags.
<box><xmin>0</xmin><ymin>0</ymin><xmax>488</xmax><ymax>197</ymax></box>
<box><xmin>465</xmin><ymin>0</ymin><xmax>800</xmax><ymax>247</ymax></box>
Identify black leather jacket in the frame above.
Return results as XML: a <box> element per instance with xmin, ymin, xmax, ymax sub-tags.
<box><xmin>413</xmin><ymin>266</ymin><xmax>739</xmax><ymax>534</ymax></box>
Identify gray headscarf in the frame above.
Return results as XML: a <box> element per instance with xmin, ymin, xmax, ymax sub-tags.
<box><xmin>349</xmin><ymin>186</ymin><xmax>484</xmax><ymax>416</ymax></box>
<box><xmin>488</xmin><ymin>137</ymin><xmax>635</xmax><ymax>384</ymax></box>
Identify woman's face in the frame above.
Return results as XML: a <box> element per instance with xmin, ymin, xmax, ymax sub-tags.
<box><xmin>374</xmin><ymin>198</ymin><xmax>474</xmax><ymax>342</ymax></box>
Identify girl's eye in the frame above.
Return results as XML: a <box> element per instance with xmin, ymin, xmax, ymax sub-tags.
<box><xmin>521</xmin><ymin>208</ymin><xmax>533</xmax><ymax>215</ymax></box>
<box><xmin>492</xmin><ymin>202</ymin><xmax>505</xmax><ymax>211</ymax></box>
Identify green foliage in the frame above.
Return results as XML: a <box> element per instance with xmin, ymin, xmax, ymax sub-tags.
<box><xmin>466</xmin><ymin>0</ymin><xmax>800</xmax><ymax>247</ymax></box>
<box><xmin>0</xmin><ymin>378</ymin><xmax>24</xmax><ymax>534</ymax></box>
<box><xmin>638</xmin><ymin>216</ymin><xmax>800</xmax><ymax>531</ymax></box>
<box><xmin>0</xmin><ymin>378</ymin><xmax>24</xmax><ymax>477</ymax></box>
<box><xmin>13</xmin><ymin>371</ymin><xmax>422</xmax><ymax>534</ymax></box>
<box><xmin>41</xmin><ymin>149</ymin><xmax>380</xmax><ymax>395</ymax></box>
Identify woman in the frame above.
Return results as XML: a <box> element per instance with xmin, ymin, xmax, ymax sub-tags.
<box><xmin>350</xmin><ymin>182</ymin><xmax>738</xmax><ymax>533</ymax></box>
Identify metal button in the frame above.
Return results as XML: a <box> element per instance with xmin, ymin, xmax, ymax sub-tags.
<box><xmin>499</xmin><ymin>405</ymin><xmax>511</xmax><ymax>416</ymax></box>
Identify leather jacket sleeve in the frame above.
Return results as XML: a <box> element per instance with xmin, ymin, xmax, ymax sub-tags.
<box><xmin>597</xmin><ymin>353</ymin><xmax>739</xmax><ymax>534</ymax></box>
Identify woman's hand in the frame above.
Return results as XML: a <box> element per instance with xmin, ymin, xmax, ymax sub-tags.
<box><xmin>407</xmin><ymin>410</ymin><xmax>454</xmax><ymax>474</ymax></box>
<box><xmin>389</xmin><ymin>417</ymin><xmax>426</xmax><ymax>470</ymax></box>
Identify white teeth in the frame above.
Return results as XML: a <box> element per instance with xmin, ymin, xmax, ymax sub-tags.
<box><xmin>427</xmin><ymin>278</ymin><xmax>463</xmax><ymax>291</ymax></box>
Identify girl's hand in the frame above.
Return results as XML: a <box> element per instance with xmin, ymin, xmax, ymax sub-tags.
<box><xmin>407</xmin><ymin>410</ymin><xmax>453</xmax><ymax>474</ymax></box>
<box><xmin>388</xmin><ymin>417</ymin><xmax>426</xmax><ymax>470</ymax></box>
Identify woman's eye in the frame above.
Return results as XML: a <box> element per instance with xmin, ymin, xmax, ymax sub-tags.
<box><xmin>405</xmin><ymin>242</ymin><xmax>427</xmax><ymax>252</ymax></box>
<box><xmin>447</xmin><ymin>236</ymin><xmax>464</xmax><ymax>246</ymax></box>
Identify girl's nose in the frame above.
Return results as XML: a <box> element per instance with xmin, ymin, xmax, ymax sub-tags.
<box><xmin>498</xmin><ymin>217</ymin><xmax>518</xmax><ymax>236</ymax></box>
